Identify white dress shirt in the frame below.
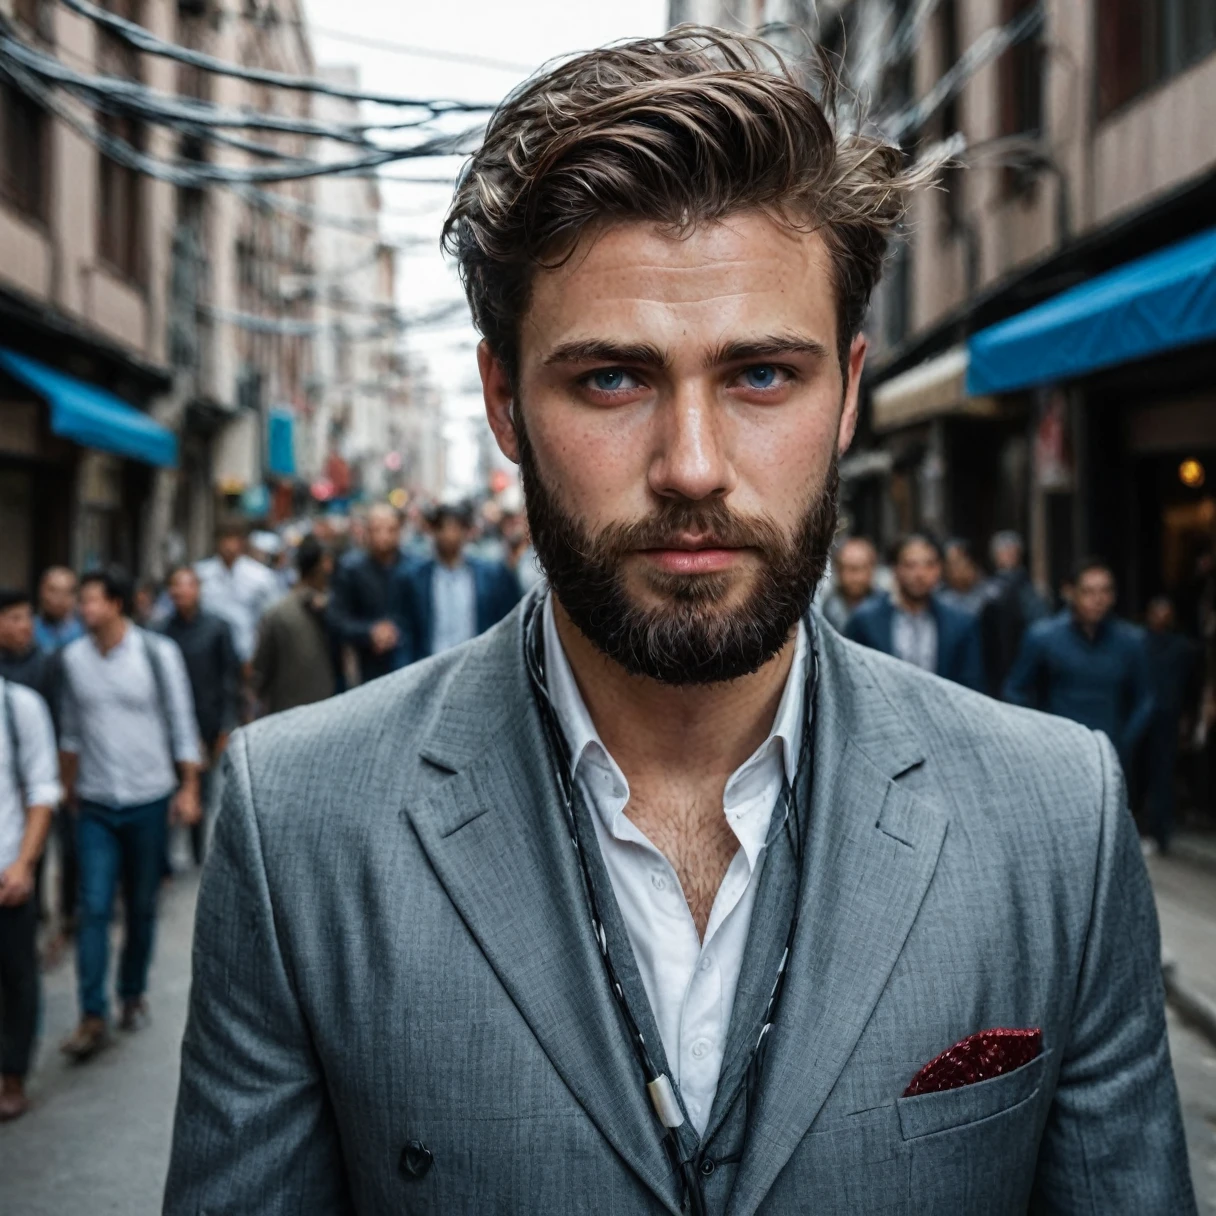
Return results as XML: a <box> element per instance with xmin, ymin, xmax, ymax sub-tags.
<box><xmin>0</xmin><ymin>679</ymin><xmax>60</xmax><ymax>872</ymax></box>
<box><xmin>60</xmin><ymin>627</ymin><xmax>201</xmax><ymax>807</ymax></box>
<box><xmin>195</xmin><ymin>554</ymin><xmax>282</xmax><ymax>662</ymax></box>
<box><xmin>543</xmin><ymin>595</ymin><xmax>808</xmax><ymax>1133</ymax></box>
<box><xmin>430</xmin><ymin>561</ymin><xmax>478</xmax><ymax>655</ymax></box>
<box><xmin>892</xmin><ymin>604</ymin><xmax>938</xmax><ymax>673</ymax></box>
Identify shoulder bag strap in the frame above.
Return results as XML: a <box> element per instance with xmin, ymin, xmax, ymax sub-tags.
<box><xmin>137</xmin><ymin>628</ymin><xmax>175</xmax><ymax>760</ymax></box>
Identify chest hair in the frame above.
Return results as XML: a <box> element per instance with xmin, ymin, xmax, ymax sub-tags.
<box><xmin>627</xmin><ymin>784</ymin><xmax>740</xmax><ymax>940</ymax></box>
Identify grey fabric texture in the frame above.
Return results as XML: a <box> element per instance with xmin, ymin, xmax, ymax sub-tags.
<box><xmin>164</xmin><ymin>604</ymin><xmax>1195</xmax><ymax>1215</ymax></box>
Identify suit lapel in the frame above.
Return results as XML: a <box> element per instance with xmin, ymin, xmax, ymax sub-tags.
<box><xmin>726</xmin><ymin>629</ymin><xmax>948</xmax><ymax>1216</ymax></box>
<box><xmin>405</xmin><ymin>619</ymin><xmax>683</xmax><ymax>1214</ymax></box>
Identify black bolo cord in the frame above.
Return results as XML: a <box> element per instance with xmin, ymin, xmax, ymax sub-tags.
<box><xmin>522</xmin><ymin>598</ymin><xmax>819</xmax><ymax>1215</ymax></box>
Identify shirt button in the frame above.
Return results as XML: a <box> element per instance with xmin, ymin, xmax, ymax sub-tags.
<box><xmin>699</xmin><ymin>957</ymin><xmax>713</xmax><ymax>972</ymax></box>
<box><xmin>690</xmin><ymin>1038</ymin><xmax>712</xmax><ymax>1060</ymax></box>
<box><xmin>650</xmin><ymin>872</ymin><xmax>668</xmax><ymax>892</ymax></box>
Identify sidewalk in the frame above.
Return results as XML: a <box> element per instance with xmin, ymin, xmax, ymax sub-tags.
<box><xmin>1149</xmin><ymin>848</ymin><xmax>1216</xmax><ymax>1046</ymax></box>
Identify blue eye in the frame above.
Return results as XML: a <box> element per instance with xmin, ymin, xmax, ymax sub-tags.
<box><xmin>589</xmin><ymin>369</ymin><xmax>634</xmax><ymax>392</ymax></box>
<box><xmin>742</xmin><ymin>365</ymin><xmax>779</xmax><ymax>389</ymax></box>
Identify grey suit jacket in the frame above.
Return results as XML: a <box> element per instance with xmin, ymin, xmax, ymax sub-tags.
<box><xmin>165</xmin><ymin>605</ymin><xmax>1195</xmax><ymax>1215</ymax></box>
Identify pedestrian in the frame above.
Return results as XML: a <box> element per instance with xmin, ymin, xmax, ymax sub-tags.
<box><xmin>33</xmin><ymin>566</ymin><xmax>83</xmax><ymax>653</ymax></box>
<box><xmin>938</xmin><ymin>537</ymin><xmax>988</xmax><ymax>615</ymax></box>
<box><xmin>500</xmin><ymin>505</ymin><xmax>545</xmax><ymax>595</ymax></box>
<box><xmin>979</xmin><ymin>530</ymin><xmax>1048</xmax><ymax>699</ymax></box>
<box><xmin>392</xmin><ymin>502</ymin><xmax>522</xmax><ymax>661</ymax></box>
<box><xmin>195</xmin><ymin>520</ymin><xmax>282</xmax><ymax>668</ymax></box>
<box><xmin>166</xmin><ymin>31</ymin><xmax>1192</xmax><ymax>1213</ymax></box>
<box><xmin>1140</xmin><ymin>596</ymin><xmax>1202</xmax><ymax>854</ymax></box>
<box><xmin>251</xmin><ymin>536</ymin><xmax>337</xmax><ymax>716</ymax></box>
<box><xmin>0</xmin><ymin>589</ymin><xmax>66</xmax><ymax>942</ymax></box>
<box><xmin>157</xmin><ymin>566</ymin><xmax>241</xmax><ymax>865</ymax></box>
<box><xmin>1004</xmin><ymin>557</ymin><xmax>1155</xmax><ymax>773</ymax></box>
<box><xmin>846</xmin><ymin>534</ymin><xmax>985</xmax><ymax>690</ymax></box>
<box><xmin>0</xmin><ymin>671</ymin><xmax>58</xmax><ymax>1121</ymax></box>
<box><xmin>327</xmin><ymin>503</ymin><xmax>408</xmax><ymax>683</ymax></box>
<box><xmin>58</xmin><ymin>567</ymin><xmax>201</xmax><ymax>1061</ymax></box>
<box><xmin>819</xmin><ymin>535</ymin><xmax>877</xmax><ymax>632</ymax></box>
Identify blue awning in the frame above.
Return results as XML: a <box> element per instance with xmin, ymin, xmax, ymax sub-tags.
<box><xmin>266</xmin><ymin>407</ymin><xmax>295</xmax><ymax>477</ymax></box>
<box><xmin>967</xmin><ymin>225</ymin><xmax>1216</xmax><ymax>395</ymax></box>
<box><xmin>0</xmin><ymin>346</ymin><xmax>177</xmax><ymax>468</ymax></box>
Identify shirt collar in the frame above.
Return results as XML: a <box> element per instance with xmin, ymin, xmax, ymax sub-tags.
<box><xmin>542</xmin><ymin>593</ymin><xmax>809</xmax><ymax>837</ymax></box>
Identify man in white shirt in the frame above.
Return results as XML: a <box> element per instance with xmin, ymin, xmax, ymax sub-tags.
<box><xmin>0</xmin><ymin>673</ymin><xmax>58</xmax><ymax>1121</ymax></box>
<box><xmin>195</xmin><ymin>520</ymin><xmax>282</xmax><ymax>667</ymax></box>
<box><xmin>59</xmin><ymin>568</ymin><xmax>201</xmax><ymax>1060</ymax></box>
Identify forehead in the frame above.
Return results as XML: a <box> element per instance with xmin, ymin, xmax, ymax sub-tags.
<box><xmin>900</xmin><ymin>541</ymin><xmax>939</xmax><ymax>562</ymax></box>
<box><xmin>520</xmin><ymin>211</ymin><xmax>838</xmax><ymax>361</ymax></box>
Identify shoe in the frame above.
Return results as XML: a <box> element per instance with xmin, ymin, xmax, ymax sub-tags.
<box><xmin>61</xmin><ymin>1016</ymin><xmax>110</xmax><ymax>1061</ymax></box>
<box><xmin>0</xmin><ymin>1076</ymin><xmax>28</xmax><ymax>1122</ymax></box>
<box><xmin>119</xmin><ymin>998</ymin><xmax>149</xmax><ymax>1033</ymax></box>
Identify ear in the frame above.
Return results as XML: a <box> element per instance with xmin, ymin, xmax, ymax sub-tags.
<box><xmin>479</xmin><ymin>341</ymin><xmax>519</xmax><ymax>464</ymax></box>
<box><xmin>837</xmin><ymin>332</ymin><xmax>867</xmax><ymax>456</ymax></box>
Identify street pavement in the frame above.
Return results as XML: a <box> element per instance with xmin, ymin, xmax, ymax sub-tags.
<box><xmin>1</xmin><ymin>852</ymin><xmax>1214</xmax><ymax>1213</ymax></box>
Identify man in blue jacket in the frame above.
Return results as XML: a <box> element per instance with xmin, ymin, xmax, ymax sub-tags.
<box><xmin>1004</xmin><ymin>557</ymin><xmax>1154</xmax><ymax>772</ymax></box>
<box><xmin>846</xmin><ymin>534</ymin><xmax>985</xmax><ymax>691</ymax></box>
<box><xmin>392</xmin><ymin>503</ymin><xmax>522</xmax><ymax>663</ymax></box>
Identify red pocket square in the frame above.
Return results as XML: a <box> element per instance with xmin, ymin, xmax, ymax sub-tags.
<box><xmin>903</xmin><ymin>1027</ymin><xmax>1042</xmax><ymax>1097</ymax></box>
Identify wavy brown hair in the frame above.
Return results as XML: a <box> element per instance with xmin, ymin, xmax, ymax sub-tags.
<box><xmin>443</xmin><ymin>26</ymin><xmax>926</xmax><ymax>383</ymax></box>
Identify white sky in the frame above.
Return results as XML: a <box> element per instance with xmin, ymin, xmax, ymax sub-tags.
<box><xmin>300</xmin><ymin>0</ymin><xmax>670</xmax><ymax>491</ymax></box>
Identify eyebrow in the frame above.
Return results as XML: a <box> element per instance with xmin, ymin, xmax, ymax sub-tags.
<box><xmin>543</xmin><ymin>340</ymin><xmax>668</xmax><ymax>368</ymax></box>
<box><xmin>710</xmin><ymin>336</ymin><xmax>832</xmax><ymax>366</ymax></box>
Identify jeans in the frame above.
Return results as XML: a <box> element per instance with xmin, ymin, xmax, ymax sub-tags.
<box><xmin>76</xmin><ymin>798</ymin><xmax>169</xmax><ymax>1019</ymax></box>
<box><xmin>0</xmin><ymin>897</ymin><xmax>38</xmax><ymax>1076</ymax></box>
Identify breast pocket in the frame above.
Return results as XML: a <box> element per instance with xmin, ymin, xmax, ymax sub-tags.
<box><xmin>896</xmin><ymin>1049</ymin><xmax>1053</xmax><ymax>1214</ymax></box>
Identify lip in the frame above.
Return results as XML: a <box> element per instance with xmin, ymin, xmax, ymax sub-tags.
<box><xmin>637</xmin><ymin>544</ymin><xmax>743</xmax><ymax>574</ymax></box>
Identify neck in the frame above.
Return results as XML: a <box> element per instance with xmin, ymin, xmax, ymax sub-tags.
<box><xmin>552</xmin><ymin>598</ymin><xmax>797</xmax><ymax>788</ymax></box>
<box><xmin>437</xmin><ymin>552</ymin><xmax>463</xmax><ymax>570</ymax></box>
<box><xmin>92</xmin><ymin>616</ymin><xmax>128</xmax><ymax>655</ymax></box>
<box><xmin>178</xmin><ymin>604</ymin><xmax>198</xmax><ymax>622</ymax></box>
<box><xmin>372</xmin><ymin>549</ymin><xmax>397</xmax><ymax>567</ymax></box>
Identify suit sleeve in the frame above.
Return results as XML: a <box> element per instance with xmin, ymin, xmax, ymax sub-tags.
<box><xmin>1002</xmin><ymin>625</ymin><xmax>1043</xmax><ymax>707</ymax></box>
<box><xmin>326</xmin><ymin>562</ymin><xmax>372</xmax><ymax>648</ymax></box>
<box><xmin>957</xmin><ymin>617</ymin><xmax>985</xmax><ymax>693</ymax></box>
<box><xmin>218</xmin><ymin>620</ymin><xmax>241</xmax><ymax>735</ymax></box>
<box><xmin>1030</xmin><ymin>733</ymin><xmax>1196</xmax><ymax>1214</ymax></box>
<box><xmin>1120</xmin><ymin>635</ymin><xmax>1156</xmax><ymax>761</ymax></box>
<box><xmin>164</xmin><ymin>734</ymin><xmax>354</xmax><ymax>1215</ymax></box>
<box><xmin>389</xmin><ymin>571</ymin><xmax>419</xmax><ymax>666</ymax></box>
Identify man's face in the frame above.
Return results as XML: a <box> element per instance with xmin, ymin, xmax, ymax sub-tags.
<box><xmin>1074</xmin><ymin>569</ymin><xmax>1115</xmax><ymax>629</ymax></box>
<box><xmin>944</xmin><ymin>545</ymin><xmax>978</xmax><ymax>592</ymax></box>
<box><xmin>40</xmin><ymin>570</ymin><xmax>76</xmax><ymax>621</ymax></box>
<box><xmin>895</xmin><ymin>541</ymin><xmax>942</xmax><ymax>606</ymax></box>
<box><xmin>434</xmin><ymin>518</ymin><xmax>470</xmax><ymax>563</ymax></box>
<box><xmin>367</xmin><ymin>509</ymin><xmax>402</xmax><ymax>560</ymax></box>
<box><xmin>78</xmin><ymin>582</ymin><xmax>122</xmax><ymax>632</ymax></box>
<box><xmin>481</xmin><ymin>212</ymin><xmax>862</xmax><ymax>684</ymax></box>
<box><xmin>836</xmin><ymin>541</ymin><xmax>876</xmax><ymax>602</ymax></box>
<box><xmin>1146</xmin><ymin>600</ymin><xmax>1174</xmax><ymax>632</ymax></box>
<box><xmin>0</xmin><ymin>603</ymin><xmax>34</xmax><ymax>652</ymax></box>
<box><xmin>168</xmin><ymin>570</ymin><xmax>200</xmax><ymax>616</ymax></box>
<box><xmin>217</xmin><ymin>535</ymin><xmax>244</xmax><ymax>565</ymax></box>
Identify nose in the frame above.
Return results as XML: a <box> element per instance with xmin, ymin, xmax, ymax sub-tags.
<box><xmin>647</xmin><ymin>381</ymin><xmax>736</xmax><ymax>504</ymax></box>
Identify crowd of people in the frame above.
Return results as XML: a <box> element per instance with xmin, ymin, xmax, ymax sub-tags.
<box><xmin>820</xmin><ymin>530</ymin><xmax>1214</xmax><ymax>857</ymax></box>
<box><xmin>0</xmin><ymin>499</ymin><xmax>528</xmax><ymax>1121</ymax></box>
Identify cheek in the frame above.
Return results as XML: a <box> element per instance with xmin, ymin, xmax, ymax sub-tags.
<box><xmin>529</xmin><ymin>408</ymin><xmax>653</xmax><ymax>525</ymax></box>
<box><xmin>731</xmin><ymin>407</ymin><xmax>836</xmax><ymax>513</ymax></box>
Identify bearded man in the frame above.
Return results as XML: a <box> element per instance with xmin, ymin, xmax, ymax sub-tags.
<box><xmin>165</xmin><ymin>29</ymin><xmax>1193</xmax><ymax>1216</ymax></box>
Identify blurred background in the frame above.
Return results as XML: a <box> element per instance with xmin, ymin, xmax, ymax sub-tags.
<box><xmin>0</xmin><ymin>0</ymin><xmax>1214</xmax><ymax>1210</ymax></box>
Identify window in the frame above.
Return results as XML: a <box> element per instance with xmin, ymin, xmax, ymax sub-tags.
<box><xmin>96</xmin><ymin>0</ymin><xmax>144</xmax><ymax>281</ymax></box>
<box><xmin>999</xmin><ymin>0</ymin><xmax>1044</xmax><ymax>195</ymax></box>
<box><xmin>937</xmin><ymin>0</ymin><xmax>963</xmax><ymax>233</ymax></box>
<box><xmin>0</xmin><ymin>85</ymin><xmax>49</xmax><ymax>221</ymax></box>
<box><xmin>1098</xmin><ymin>0</ymin><xmax>1216</xmax><ymax>118</ymax></box>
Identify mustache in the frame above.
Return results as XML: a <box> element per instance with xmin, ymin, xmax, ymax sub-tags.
<box><xmin>592</xmin><ymin>499</ymin><xmax>788</xmax><ymax>560</ymax></box>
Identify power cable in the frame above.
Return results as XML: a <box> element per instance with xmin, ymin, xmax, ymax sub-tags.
<box><xmin>59</xmin><ymin>0</ymin><xmax>499</xmax><ymax>113</ymax></box>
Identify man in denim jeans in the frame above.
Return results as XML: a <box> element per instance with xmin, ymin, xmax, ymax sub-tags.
<box><xmin>57</xmin><ymin>567</ymin><xmax>200</xmax><ymax>1060</ymax></box>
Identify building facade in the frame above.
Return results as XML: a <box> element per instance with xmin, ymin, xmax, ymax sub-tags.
<box><xmin>0</xmin><ymin>0</ymin><xmax>180</xmax><ymax>588</ymax></box>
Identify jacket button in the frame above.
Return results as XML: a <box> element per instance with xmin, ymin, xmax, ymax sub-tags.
<box><xmin>399</xmin><ymin>1140</ymin><xmax>433</xmax><ymax>1179</ymax></box>
<box><xmin>699</xmin><ymin>1157</ymin><xmax>716</xmax><ymax>1177</ymax></box>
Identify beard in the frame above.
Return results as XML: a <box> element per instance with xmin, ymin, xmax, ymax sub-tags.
<box><xmin>517</xmin><ymin>418</ymin><xmax>838</xmax><ymax>686</ymax></box>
